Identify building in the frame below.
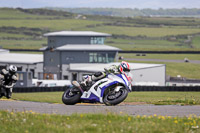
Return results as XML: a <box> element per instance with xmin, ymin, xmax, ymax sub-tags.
<box><xmin>69</xmin><ymin>63</ymin><xmax>166</xmax><ymax>86</ymax></box>
<box><xmin>40</xmin><ymin>31</ymin><xmax>121</xmax><ymax>80</ymax></box>
<box><xmin>0</xmin><ymin>31</ymin><xmax>166</xmax><ymax>87</ymax></box>
<box><xmin>0</xmin><ymin>50</ymin><xmax>43</xmax><ymax>87</ymax></box>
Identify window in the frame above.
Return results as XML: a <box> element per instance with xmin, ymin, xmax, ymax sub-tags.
<box><xmin>66</xmin><ymin>57</ymin><xmax>74</xmax><ymax>61</ymax></box>
<box><xmin>50</xmin><ymin>58</ymin><xmax>54</xmax><ymax>62</ymax></box>
<box><xmin>72</xmin><ymin>73</ymin><xmax>77</xmax><ymax>81</ymax></box>
<box><xmin>89</xmin><ymin>53</ymin><xmax>97</xmax><ymax>63</ymax></box>
<box><xmin>63</xmin><ymin>75</ymin><xmax>68</xmax><ymax>80</ymax></box>
<box><xmin>90</xmin><ymin>37</ymin><xmax>105</xmax><ymax>44</ymax></box>
<box><xmin>89</xmin><ymin>53</ymin><xmax>114</xmax><ymax>63</ymax></box>
<box><xmin>30</xmin><ymin>69</ymin><xmax>35</xmax><ymax>78</ymax></box>
<box><xmin>49</xmin><ymin>39</ymin><xmax>55</xmax><ymax>43</ymax></box>
<box><xmin>16</xmin><ymin>73</ymin><xmax>23</xmax><ymax>81</ymax></box>
<box><xmin>28</xmin><ymin>72</ymin><xmax>32</xmax><ymax>80</ymax></box>
<box><xmin>17</xmin><ymin>67</ymin><xmax>22</xmax><ymax>71</ymax></box>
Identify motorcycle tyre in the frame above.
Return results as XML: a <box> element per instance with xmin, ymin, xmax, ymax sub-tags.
<box><xmin>103</xmin><ymin>88</ymin><xmax>128</xmax><ymax>106</ymax></box>
<box><xmin>62</xmin><ymin>87</ymin><xmax>81</xmax><ymax>105</ymax></box>
<box><xmin>0</xmin><ymin>88</ymin><xmax>4</xmax><ymax>99</ymax></box>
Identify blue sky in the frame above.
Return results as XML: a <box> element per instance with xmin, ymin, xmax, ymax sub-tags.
<box><xmin>0</xmin><ymin>0</ymin><xmax>200</xmax><ymax>9</ymax></box>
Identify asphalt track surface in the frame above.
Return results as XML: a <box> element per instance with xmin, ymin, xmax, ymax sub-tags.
<box><xmin>0</xmin><ymin>100</ymin><xmax>200</xmax><ymax>117</ymax></box>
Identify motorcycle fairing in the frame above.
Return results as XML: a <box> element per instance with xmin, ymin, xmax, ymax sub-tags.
<box><xmin>80</xmin><ymin>73</ymin><xmax>130</xmax><ymax>103</ymax></box>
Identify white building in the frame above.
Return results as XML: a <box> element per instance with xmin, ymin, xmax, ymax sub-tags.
<box><xmin>69</xmin><ymin>63</ymin><xmax>166</xmax><ymax>86</ymax></box>
<box><xmin>0</xmin><ymin>51</ymin><xmax>43</xmax><ymax>78</ymax></box>
<box><xmin>0</xmin><ymin>49</ymin><xmax>166</xmax><ymax>86</ymax></box>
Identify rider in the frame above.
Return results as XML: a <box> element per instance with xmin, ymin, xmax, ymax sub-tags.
<box><xmin>73</xmin><ymin>61</ymin><xmax>131</xmax><ymax>92</ymax></box>
<box><xmin>0</xmin><ymin>65</ymin><xmax>18</xmax><ymax>98</ymax></box>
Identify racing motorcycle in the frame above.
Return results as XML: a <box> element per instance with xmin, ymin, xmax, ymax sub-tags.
<box><xmin>0</xmin><ymin>78</ymin><xmax>7</xmax><ymax>98</ymax></box>
<box><xmin>62</xmin><ymin>72</ymin><xmax>132</xmax><ymax>106</ymax></box>
<box><xmin>0</xmin><ymin>76</ymin><xmax>12</xmax><ymax>99</ymax></box>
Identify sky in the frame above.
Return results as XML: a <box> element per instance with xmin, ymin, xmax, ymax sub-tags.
<box><xmin>0</xmin><ymin>0</ymin><xmax>200</xmax><ymax>9</ymax></box>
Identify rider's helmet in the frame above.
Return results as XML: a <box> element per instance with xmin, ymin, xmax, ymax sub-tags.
<box><xmin>9</xmin><ymin>65</ymin><xmax>17</xmax><ymax>74</ymax></box>
<box><xmin>119</xmin><ymin>61</ymin><xmax>130</xmax><ymax>73</ymax></box>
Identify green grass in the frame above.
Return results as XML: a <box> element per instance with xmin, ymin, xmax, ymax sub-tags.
<box><xmin>1</xmin><ymin>8</ymin><xmax>200</xmax><ymax>51</ymax></box>
<box><xmin>0</xmin><ymin>110</ymin><xmax>199</xmax><ymax>133</ymax></box>
<box><xmin>120</xmin><ymin>53</ymin><xmax>200</xmax><ymax>79</ymax></box>
<box><xmin>164</xmin><ymin>62</ymin><xmax>200</xmax><ymax>79</ymax></box>
<box><xmin>124</xmin><ymin>59</ymin><xmax>200</xmax><ymax>79</ymax></box>
<box><xmin>11</xmin><ymin>91</ymin><xmax>200</xmax><ymax>105</ymax></box>
<box><xmin>119</xmin><ymin>53</ymin><xmax>200</xmax><ymax>60</ymax></box>
<box><xmin>0</xmin><ymin>8</ymin><xmax>57</xmax><ymax>19</ymax></box>
<box><xmin>0</xmin><ymin>39</ymin><xmax>46</xmax><ymax>49</ymax></box>
<box><xmin>192</xmin><ymin>36</ymin><xmax>200</xmax><ymax>48</ymax></box>
<box><xmin>106</xmin><ymin>39</ymin><xmax>191</xmax><ymax>51</ymax></box>
<box><xmin>82</xmin><ymin>25</ymin><xmax>200</xmax><ymax>37</ymax></box>
<box><xmin>126</xmin><ymin>92</ymin><xmax>200</xmax><ymax>105</ymax></box>
<box><xmin>0</xmin><ymin>19</ymin><xmax>103</xmax><ymax>31</ymax></box>
<box><xmin>12</xmin><ymin>92</ymin><xmax>63</xmax><ymax>104</ymax></box>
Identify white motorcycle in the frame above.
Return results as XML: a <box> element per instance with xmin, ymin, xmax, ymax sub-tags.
<box><xmin>62</xmin><ymin>72</ymin><xmax>132</xmax><ymax>106</ymax></box>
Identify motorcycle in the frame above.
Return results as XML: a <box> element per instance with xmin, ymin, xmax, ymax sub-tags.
<box><xmin>62</xmin><ymin>72</ymin><xmax>132</xmax><ymax>106</ymax></box>
<box><xmin>0</xmin><ymin>76</ymin><xmax>12</xmax><ymax>99</ymax></box>
<box><xmin>0</xmin><ymin>79</ymin><xmax>6</xmax><ymax>98</ymax></box>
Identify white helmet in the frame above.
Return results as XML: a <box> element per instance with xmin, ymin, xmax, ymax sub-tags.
<box><xmin>9</xmin><ymin>65</ymin><xmax>17</xmax><ymax>74</ymax></box>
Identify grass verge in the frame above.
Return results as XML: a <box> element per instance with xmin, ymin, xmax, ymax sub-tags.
<box><xmin>10</xmin><ymin>91</ymin><xmax>200</xmax><ymax>105</ymax></box>
<box><xmin>0</xmin><ymin>110</ymin><xmax>199</xmax><ymax>133</ymax></box>
<box><xmin>124</xmin><ymin>59</ymin><xmax>200</xmax><ymax>79</ymax></box>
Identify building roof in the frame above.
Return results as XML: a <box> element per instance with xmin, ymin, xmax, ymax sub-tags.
<box><xmin>0</xmin><ymin>53</ymin><xmax>43</xmax><ymax>64</ymax></box>
<box><xmin>44</xmin><ymin>31</ymin><xmax>111</xmax><ymax>37</ymax></box>
<box><xmin>69</xmin><ymin>62</ymin><xmax>165</xmax><ymax>72</ymax></box>
<box><xmin>56</xmin><ymin>44</ymin><xmax>121</xmax><ymax>51</ymax></box>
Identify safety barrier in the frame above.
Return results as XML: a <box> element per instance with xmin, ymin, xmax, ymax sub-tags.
<box><xmin>13</xmin><ymin>86</ymin><xmax>200</xmax><ymax>93</ymax></box>
<box><xmin>13</xmin><ymin>86</ymin><xmax>69</xmax><ymax>93</ymax></box>
<box><xmin>132</xmin><ymin>86</ymin><xmax>200</xmax><ymax>91</ymax></box>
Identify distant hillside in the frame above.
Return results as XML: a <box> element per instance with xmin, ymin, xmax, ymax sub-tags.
<box><xmin>0</xmin><ymin>8</ymin><xmax>200</xmax><ymax>52</ymax></box>
<box><xmin>47</xmin><ymin>7</ymin><xmax>200</xmax><ymax>17</ymax></box>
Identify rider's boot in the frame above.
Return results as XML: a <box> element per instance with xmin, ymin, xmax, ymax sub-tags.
<box><xmin>6</xmin><ymin>88</ymin><xmax>12</xmax><ymax>99</ymax></box>
<box><xmin>72</xmin><ymin>81</ymin><xmax>84</xmax><ymax>93</ymax></box>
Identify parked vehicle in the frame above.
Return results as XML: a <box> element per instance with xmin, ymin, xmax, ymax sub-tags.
<box><xmin>32</xmin><ymin>79</ymin><xmax>71</xmax><ymax>87</ymax></box>
<box><xmin>62</xmin><ymin>72</ymin><xmax>132</xmax><ymax>106</ymax></box>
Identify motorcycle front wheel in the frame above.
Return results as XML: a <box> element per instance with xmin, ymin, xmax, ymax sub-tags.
<box><xmin>62</xmin><ymin>86</ymin><xmax>81</xmax><ymax>105</ymax></box>
<box><xmin>103</xmin><ymin>88</ymin><xmax>128</xmax><ymax>106</ymax></box>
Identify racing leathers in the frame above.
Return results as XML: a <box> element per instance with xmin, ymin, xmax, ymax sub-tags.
<box><xmin>0</xmin><ymin>69</ymin><xmax>18</xmax><ymax>98</ymax></box>
<box><xmin>80</xmin><ymin>65</ymin><xmax>120</xmax><ymax>90</ymax></box>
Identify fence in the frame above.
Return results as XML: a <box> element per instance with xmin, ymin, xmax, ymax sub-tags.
<box><xmin>13</xmin><ymin>86</ymin><xmax>69</xmax><ymax>93</ymax></box>
<box><xmin>13</xmin><ymin>86</ymin><xmax>200</xmax><ymax>93</ymax></box>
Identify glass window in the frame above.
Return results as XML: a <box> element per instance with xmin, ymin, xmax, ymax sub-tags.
<box><xmin>63</xmin><ymin>75</ymin><xmax>68</xmax><ymax>80</ymax></box>
<box><xmin>66</xmin><ymin>57</ymin><xmax>74</xmax><ymax>61</ymax></box>
<box><xmin>16</xmin><ymin>73</ymin><xmax>23</xmax><ymax>81</ymax></box>
<box><xmin>50</xmin><ymin>58</ymin><xmax>54</xmax><ymax>62</ymax></box>
<box><xmin>49</xmin><ymin>39</ymin><xmax>55</xmax><ymax>43</ymax></box>
<box><xmin>90</xmin><ymin>37</ymin><xmax>105</xmax><ymax>44</ymax></box>
<box><xmin>28</xmin><ymin>73</ymin><xmax>32</xmax><ymax>80</ymax></box>
<box><xmin>89</xmin><ymin>53</ymin><xmax>98</xmax><ymax>63</ymax></box>
<box><xmin>89</xmin><ymin>53</ymin><xmax>114</xmax><ymax>63</ymax></box>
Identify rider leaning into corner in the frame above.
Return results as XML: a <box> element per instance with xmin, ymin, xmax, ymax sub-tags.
<box><xmin>0</xmin><ymin>65</ymin><xmax>18</xmax><ymax>99</ymax></box>
<box><xmin>73</xmin><ymin>61</ymin><xmax>132</xmax><ymax>93</ymax></box>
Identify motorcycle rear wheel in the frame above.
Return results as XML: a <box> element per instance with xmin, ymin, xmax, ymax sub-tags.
<box><xmin>0</xmin><ymin>87</ymin><xmax>4</xmax><ymax>99</ymax></box>
<box><xmin>62</xmin><ymin>87</ymin><xmax>81</xmax><ymax>105</ymax></box>
<box><xmin>103</xmin><ymin>88</ymin><xmax>128</xmax><ymax>106</ymax></box>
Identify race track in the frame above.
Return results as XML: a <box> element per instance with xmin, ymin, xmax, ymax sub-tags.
<box><xmin>0</xmin><ymin>100</ymin><xmax>200</xmax><ymax>117</ymax></box>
